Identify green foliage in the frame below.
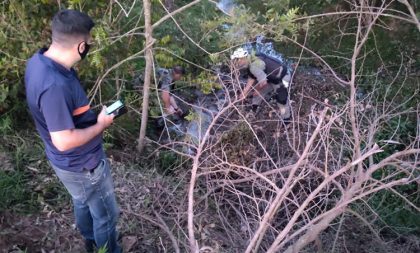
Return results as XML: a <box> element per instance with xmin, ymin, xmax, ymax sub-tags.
<box><xmin>290</xmin><ymin>0</ymin><xmax>420</xmax><ymax>77</ymax></box>
<box><xmin>373</xmin><ymin>115</ymin><xmax>416</xmax><ymax>162</ymax></box>
<box><xmin>209</xmin><ymin>53</ymin><xmax>222</xmax><ymax>64</ymax></box>
<box><xmin>97</xmin><ymin>245</ymin><xmax>108</xmax><ymax>253</ymax></box>
<box><xmin>236</xmin><ymin>0</ymin><xmax>288</xmax><ymax>10</ymax></box>
<box><xmin>222</xmin><ymin>6</ymin><xmax>259</xmax><ymax>45</ymax></box>
<box><xmin>0</xmin><ymin>170</ymin><xmax>27</xmax><ymax>211</ymax></box>
<box><xmin>154</xmin><ymin>35</ymin><xmax>185</xmax><ymax>68</ymax></box>
<box><xmin>156</xmin><ymin>150</ymin><xmax>184</xmax><ymax>174</ymax></box>
<box><xmin>201</xmin><ymin>0</ymin><xmax>304</xmax><ymax>47</ymax></box>
<box><xmin>367</xmin><ymin>187</ymin><xmax>419</xmax><ymax>235</ymax></box>
<box><xmin>185</xmin><ymin>110</ymin><xmax>199</xmax><ymax>122</ymax></box>
<box><xmin>0</xmin><ymin>129</ymin><xmax>72</xmax><ymax>213</ymax></box>
<box><xmin>152</xmin><ymin>0</ymin><xmax>222</xmax><ymax>69</ymax></box>
<box><xmin>0</xmin><ymin>114</ymin><xmax>13</xmax><ymax>134</ymax></box>
<box><xmin>89</xmin><ymin>26</ymin><xmax>109</xmax><ymax>70</ymax></box>
<box><xmin>276</xmin><ymin>7</ymin><xmax>300</xmax><ymax>38</ymax></box>
<box><xmin>0</xmin><ymin>1</ymin><xmax>47</xmax><ymax>112</ymax></box>
<box><xmin>367</xmin><ymin>106</ymin><xmax>418</xmax><ymax>235</ymax></box>
<box><xmin>192</xmin><ymin>71</ymin><xmax>222</xmax><ymax>94</ymax></box>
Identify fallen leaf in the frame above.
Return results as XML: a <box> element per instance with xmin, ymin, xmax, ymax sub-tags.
<box><xmin>122</xmin><ymin>236</ymin><xmax>138</xmax><ymax>252</ymax></box>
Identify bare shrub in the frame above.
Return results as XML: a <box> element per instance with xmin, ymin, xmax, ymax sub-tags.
<box><xmin>161</xmin><ymin>1</ymin><xmax>420</xmax><ymax>252</ymax></box>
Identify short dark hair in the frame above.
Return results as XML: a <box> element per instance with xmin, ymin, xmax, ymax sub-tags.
<box><xmin>172</xmin><ymin>66</ymin><xmax>186</xmax><ymax>75</ymax></box>
<box><xmin>51</xmin><ymin>9</ymin><xmax>95</xmax><ymax>46</ymax></box>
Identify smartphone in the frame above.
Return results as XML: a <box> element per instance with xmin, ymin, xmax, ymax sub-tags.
<box><xmin>106</xmin><ymin>100</ymin><xmax>127</xmax><ymax>118</ymax></box>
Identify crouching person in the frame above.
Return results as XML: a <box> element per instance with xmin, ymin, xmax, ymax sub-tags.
<box><xmin>25</xmin><ymin>10</ymin><xmax>121</xmax><ymax>253</ymax></box>
<box><xmin>157</xmin><ymin>65</ymin><xmax>186</xmax><ymax>117</ymax></box>
<box><xmin>231</xmin><ymin>48</ymin><xmax>292</xmax><ymax>120</ymax></box>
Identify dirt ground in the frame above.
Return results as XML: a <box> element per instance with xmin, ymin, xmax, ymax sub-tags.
<box><xmin>0</xmin><ymin>161</ymin><xmax>179</xmax><ymax>253</ymax></box>
<box><xmin>1</xmin><ymin>161</ymin><xmax>418</xmax><ymax>253</ymax></box>
<box><xmin>0</xmin><ymin>210</ymin><xmax>83</xmax><ymax>252</ymax></box>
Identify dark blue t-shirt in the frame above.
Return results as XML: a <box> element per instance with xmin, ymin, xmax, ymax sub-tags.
<box><xmin>25</xmin><ymin>48</ymin><xmax>104</xmax><ymax>172</ymax></box>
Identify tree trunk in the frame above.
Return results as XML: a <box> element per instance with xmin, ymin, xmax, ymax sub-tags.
<box><xmin>137</xmin><ymin>0</ymin><xmax>153</xmax><ymax>152</ymax></box>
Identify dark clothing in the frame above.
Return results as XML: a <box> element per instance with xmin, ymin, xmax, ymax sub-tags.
<box><xmin>248</xmin><ymin>54</ymin><xmax>290</xmax><ymax>106</ymax></box>
<box><xmin>156</xmin><ymin>68</ymin><xmax>174</xmax><ymax>92</ymax></box>
<box><xmin>25</xmin><ymin>48</ymin><xmax>104</xmax><ymax>172</ymax></box>
<box><xmin>275</xmin><ymin>85</ymin><xmax>288</xmax><ymax>105</ymax></box>
<box><xmin>248</xmin><ymin>54</ymin><xmax>289</xmax><ymax>85</ymax></box>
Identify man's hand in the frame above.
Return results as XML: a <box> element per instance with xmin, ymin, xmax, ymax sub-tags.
<box><xmin>175</xmin><ymin>107</ymin><xmax>183</xmax><ymax>116</ymax></box>
<box><xmin>97</xmin><ymin>106</ymin><xmax>115</xmax><ymax>129</ymax></box>
<box><xmin>257</xmin><ymin>80</ymin><xmax>268</xmax><ymax>90</ymax></box>
<box><xmin>241</xmin><ymin>78</ymin><xmax>257</xmax><ymax>100</ymax></box>
<box><xmin>252</xmin><ymin>80</ymin><xmax>268</xmax><ymax>96</ymax></box>
<box><xmin>166</xmin><ymin>106</ymin><xmax>176</xmax><ymax>115</ymax></box>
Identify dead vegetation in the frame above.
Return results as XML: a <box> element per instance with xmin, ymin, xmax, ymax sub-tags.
<box><xmin>1</xmin><ymin>64</ymin><xmax>418</xmax><ymax>252</ymax></box>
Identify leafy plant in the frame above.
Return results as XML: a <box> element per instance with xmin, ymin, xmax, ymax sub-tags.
<box><xmin>0</xmin><ymin>114</ymin><xmax>13</xmax><ymax>134</ymax></box>
<box><xmin>192</xmin><ymin>71</ymin><xmax>222</xmax><ymax>94</ymax></box>
<box><xmin>185</xmin><ymin>110</ymin><xmax>199</xmax><ymax>122</ymax></box>
<box><xmin>366</xmin><ymin>188</ymin><xmax>420</xmax><ymax>235</ymax></box>
<box><xmin>0</xmin><ymin>170</ymin><xmax>27</xmax><ymax>211</ymax></box>
<box><xmin>97</xmin><ymin>244</ymin><xmax>108</xmax><ymax>253</ymax></box>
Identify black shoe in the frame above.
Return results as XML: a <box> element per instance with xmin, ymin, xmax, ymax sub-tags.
<box><xmin>85</xmin><ymin>239</ymin><xmax>96</xmax><ymax>253</ymax></box>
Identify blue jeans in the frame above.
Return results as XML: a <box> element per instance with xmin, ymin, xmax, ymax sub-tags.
<box><xmin>52</xmin><ymin>158</ymin><xmax>122</xmax><ymax>253</ymax></box>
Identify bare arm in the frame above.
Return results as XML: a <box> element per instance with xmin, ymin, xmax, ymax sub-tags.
<box><xmin>170</xmin><ymin>96</ymin><xmax>179</xmax><ymax>109</ymax></box>
<box><xmin>161</xmin><ymin>90</ymin><xmax>173</xmax><ymax>111</ymax></box>
<box><xmin>241</xmin><ymin>77</ymin><xmax>257</xmax><ymax>99</ymax></box>
<box><xmin>50</xmin><ymin>107</ymin><xmax>114</xmax><ymax>152</ymax></box>
<box><xmin>249</xmin><ymin>59</ymin><xmax>268</xmax><ymax>91</ymax></box>
<box><xmin>240</xmin><ymin>59</ymin><xmax>268</xmax><ymax>99</ymax></box>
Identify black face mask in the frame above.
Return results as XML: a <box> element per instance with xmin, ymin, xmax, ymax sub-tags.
<box><xmin>78</xmin><ymin>41</ymin><xmax>91</xmax><ymax>60</ymax></box>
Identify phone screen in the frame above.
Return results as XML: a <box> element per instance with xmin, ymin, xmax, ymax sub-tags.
<box><xmin>106</xmin><ymin>100</ymin><xmax>123</xmax><ymax>115</ymax></box>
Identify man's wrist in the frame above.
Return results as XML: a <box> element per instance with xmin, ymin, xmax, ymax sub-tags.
<box><xmin>96</xmin><ymin>121</ymin><xmax>107</xmax><ymax>132</ymax></box>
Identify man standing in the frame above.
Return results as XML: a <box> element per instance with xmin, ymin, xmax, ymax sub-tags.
<box><xmin>231</xmin><ymin>48</ymin><xmax>292</xmax><ymax>120</ymax></box>
<box><xmin>25</xmin><ymin>10</ymin><xmax>121</xmax><ymax>253</ymax></box>
<box><xmin>157</xmin><ymin>66</ymin><xmax>185</xmax><ymax>116</ymax></box>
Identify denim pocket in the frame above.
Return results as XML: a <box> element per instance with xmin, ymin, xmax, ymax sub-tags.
<box><xmin>65</xmin><ymin>180</ymin><xmax>87</xmax><ymax>202</ymax></box>
<box><xmin>53</xmin><ymin>169</ymin><xmax>87</xmax><ymax>202</ymax></box>
<box><xmin>89</xmin><ymin>159</ymin><xmax>106</xmax><ymax>185</ymax></box>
